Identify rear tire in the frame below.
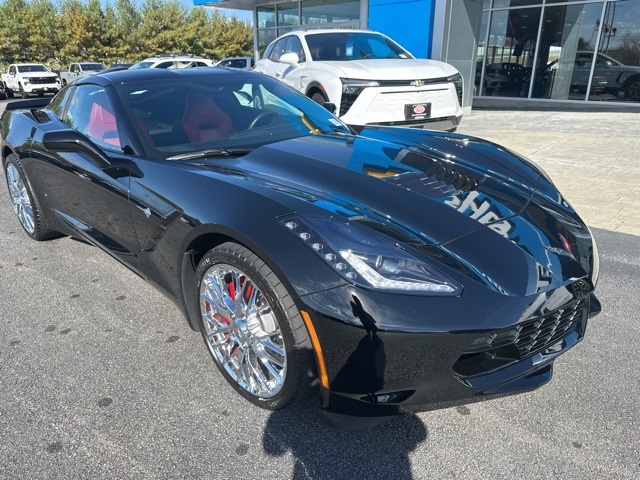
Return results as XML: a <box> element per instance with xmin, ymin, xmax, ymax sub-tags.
<box><xmin>196</xmin><ymin>242</ymin><xmax>315</xmax><ymax>410</ymax></box>
<box><xmin>4</xmin><ymin>153</ymin><xmax>58</xmax><ymax>240</ymax></box>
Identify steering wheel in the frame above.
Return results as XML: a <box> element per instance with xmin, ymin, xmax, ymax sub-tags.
<box><xmin>248</xmin><ymin>111</ymin><xmax>279</xmax><ymax>129</ymax></box>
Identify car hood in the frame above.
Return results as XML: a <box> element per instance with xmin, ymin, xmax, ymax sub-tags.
<box><xmin>198</xmin><ymin>133</ymin><xmax>539</xmax><ymax>246</ymax></box>
<box><xmin>315</xmin><ymin>58</ymin><xmax>458</xmax><ymax>80</ymax></box>
<box><xmin>19</xmin><ymin>72</ymin><xmax>58</xmax><ymax>78</ymax></box>
<box><xmin>194</xmin><ymin>132</ymin><xmax>594</xmax><ymax>295</ymax></box>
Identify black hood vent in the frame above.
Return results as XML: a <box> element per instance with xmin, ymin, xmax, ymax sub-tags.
<box><xmin>31</xmin><ymin>109</ymin><xmax>51</xmax><ymax>124</ymax></box>
<box><xmin>387</xmin><ymin>161</ymin><xmax>482</xmax><ymax>198</ymax></box>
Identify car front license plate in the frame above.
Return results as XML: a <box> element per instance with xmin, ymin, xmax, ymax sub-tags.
<box><xmin>405</xmin><ymin>103</ymin><xmax>431</xmax><ymax>120</ymax></box>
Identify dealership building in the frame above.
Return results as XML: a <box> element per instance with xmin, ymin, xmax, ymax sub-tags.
<box><xmin>194</xmin><ymin>0</ymin><xmax>640</xmax><ymax>110</ymax></box>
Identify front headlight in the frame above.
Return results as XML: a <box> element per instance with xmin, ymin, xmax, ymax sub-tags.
<box><xmin>280</xmin><ymin>215</ymin><xmax>461</xmax><ymax>295</ymax></box>
<box><xmin>340</xmin><ymin>78</ymin><xmax>380</xmax><ymax>94</ymax></box>
<box><xmin>447</xmin><ymin>73</ymin><xmax>463</xmax><ymax>105</ymax></box>
<box><xmin>589</xmin><ymin>227</ymin><xmax>600</xmax><ymax>287</ymax></box>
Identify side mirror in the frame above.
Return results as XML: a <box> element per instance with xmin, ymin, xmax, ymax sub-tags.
<box><xmin>279</xmin><ymin>52</ymin><xmax>300</xmax><ymax>67</ymax></box>
<box><xmin>323</xmin><ymin>102</ymin><xmax>337</xmax><ymax>114</ymax></box>
<box><xmin>42</xmin><ymin>129</ymin><xmax>111</xmax><ymax>168</ymax></box>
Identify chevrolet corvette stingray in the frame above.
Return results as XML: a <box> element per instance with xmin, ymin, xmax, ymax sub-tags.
<box><xmin>1</xmin><ymin>68</ymin><xmax>601</xmax><ymax>425</ymax></box>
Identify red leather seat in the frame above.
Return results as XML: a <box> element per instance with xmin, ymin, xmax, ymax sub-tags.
<box><xmin>86</xmin><ymin>102</ymin><xmax>120</xmax><ymax>147</ymax></box>
<box><xmin>181</xmin><ymin>93</ymin><xmax>235</xmax><ymax>143</ymax></box>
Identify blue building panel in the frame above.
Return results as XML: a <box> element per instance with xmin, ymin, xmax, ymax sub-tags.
<box><xmin>368</xmin><ymin>0</ymin><xmax>435</xmax><ymax>59</ymax></box>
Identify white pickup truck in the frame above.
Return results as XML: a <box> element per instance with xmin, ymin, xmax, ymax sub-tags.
<box><xmin>1</xmin><ymin>63</ymin><xmax>61</xmax><ymax>98</ymax></box>
<box><xmin>59</xmin><ymin>62</ymin><xmax>106</xmax><ymax>86</ymax></box>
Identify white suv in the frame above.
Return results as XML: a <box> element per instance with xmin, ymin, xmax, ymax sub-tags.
<box><xmin>254</xmin><ymin>29</ymin><xmax>464</xmax><ymax>131</ymax></box>
<box><xmin>129</xmin><ymin>54</ymin><xmax>214</xmax><ymax>70</ymax></box>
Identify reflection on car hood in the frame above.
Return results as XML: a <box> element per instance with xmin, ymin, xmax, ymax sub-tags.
<box><xmin>316</xmin><ymin>59</ymin><xmax>457</xmax><ymax>80</ymax></box>
<box><xmin>194</xmin><ymin>131</ymin><xmax>594</xmax><ymax>295</ymax></box>
<box><xmin>197</xmin><ymin>132</ymin><xmax>539</xmax><ymax>246</ymax></box>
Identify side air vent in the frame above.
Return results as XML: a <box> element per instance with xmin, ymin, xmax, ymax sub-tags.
<box><xmin>31</xmin><ymin>109</ymin><xmax>51</xmax><ymax>124</ymax></box>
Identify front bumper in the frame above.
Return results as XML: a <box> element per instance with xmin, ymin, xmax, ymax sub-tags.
<box><xmin>339</xmin><ymin>83</ymin><xmax>464</xmax><ymax>129</ymax></box>
<box><xmin>24</xmin><ymin>84</ymin><xmax>59</xmax><ymax>94</ymax></box>
<box><xmin>298</xmin><ymin>281</ymin><xmax>598</xmax><ymax>419</ymax></box>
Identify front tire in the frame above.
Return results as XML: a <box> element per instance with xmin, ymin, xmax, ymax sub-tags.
<box><xmin>4</xmin><ymin>153</ymin><xmax>57</xmax><ymax>240</ymax></box>
<box><xmin>19</xmin><ymin>84</ymin><xmax>28</xmax><ymax>99</ymax></box>
<box><xmin>625</xmin><ymin>78</ymin><xmax>640</xmax><ymax>101</ymax></box>
<box><xmin>196</xmin><ymin>242</ymin><xmax>315</xmax><ymax>410</ymax></box>
<box><xmin>310</xmin><ymin>91</ymin><xmax>327</xmax><ymax>105</ymax></box>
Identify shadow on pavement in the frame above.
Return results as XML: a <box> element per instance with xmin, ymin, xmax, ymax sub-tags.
<box><xmin>262</xmin><ymin>399</ymin><xmax>427</xmax><ymax>479</ymax></box>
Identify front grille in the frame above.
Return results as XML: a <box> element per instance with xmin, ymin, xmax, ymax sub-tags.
<box><xmin>467</xmin><ymin>299</ymin><xmax>585</xmax><ymax>358</ymax></box>
<box><xmin>30</xmin><ymin>77</ymin><xmax>56</xmax><ymax>85</ymax></box>
<box><xmin>376</xmin><ymin>77</ymin><xmax>451</xmax><ymax>88</ymax></box>
<box><xmin>454</xmin><ymin>298</ymin><xmax>586</xmax><ymax>377</ymax></box>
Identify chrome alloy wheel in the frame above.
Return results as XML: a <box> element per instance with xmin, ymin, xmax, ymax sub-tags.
<box><xmin>6</xmin><ymin>163</ymin><xmax>35</xmax><ymax>234</ymax></box>
<box><xmin>199</xmin><ymin>264</ymin><xmax>287</xmax><ymax>398</ymax></box>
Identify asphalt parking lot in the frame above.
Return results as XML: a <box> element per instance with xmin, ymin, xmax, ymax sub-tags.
<box><xmin>1</xmin><ymin>99</ymin><xmax>639</xmax><ymax>479</ymax></box>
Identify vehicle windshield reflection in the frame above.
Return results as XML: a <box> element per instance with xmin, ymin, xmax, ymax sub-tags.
<box><xmin>116</xmin><ymin>74</ymin><xmax>350</xmax><ymax>159</ymax></box>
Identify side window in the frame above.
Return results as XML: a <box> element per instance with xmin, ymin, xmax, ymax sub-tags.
<box><xmin>285</xmin><ymin>37</ymin><xmax>306</xmax><ymax>63</ymax></box>
<box><xmin>64</xmin><ymin>85</ymin><xmax>121</xmax><ymax>150</ymax></box>
<box><xmin>269</xmin><ymin>38</ymin><xmax>289</xmax><ymax>62</ymax></box>
<box><xmin>263</xmin><ymin>43</ymin><xmax>275</xmax><ymax>60</ymax></box>
<box><xmin>156</xmin><ymin>61</ymin><xmax>174</xmax><ymax>69</ymax></box>
<box><xmin>71</xmin><ymin>64</ymin><xmax>78</xmax><ymax>73</ymax></box>
<box><xmin>48</xmin><ymin>86</ymin><xmax>75</xmax><ymax>120</ymax></box>
<box><xmin>9</xmin><ymin>66</ymin><xmax>15</xmax><ymax>75</ymax></box>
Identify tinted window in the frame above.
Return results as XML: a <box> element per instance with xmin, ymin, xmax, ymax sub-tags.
<box><xmin>114</xmin><ymin>73</ymin><xmax>349</xmax><ymax>158</ymax></box>
<box><xmin>285</xmin><ymin>37</ymin><xmax>306</xmax><ymax>63</ymax></box>
<box><xmin>48</xmin><ymin>86</ymin><xmax>75</xmax><ymax>120</ymax></box>
<box><xmin>64</xmin><ymin>85</ymin><xmax>121</xmax><ymax>150</ymax></box>
<box><xmin>156</xmin><ymin>61</ymin><xmax>174</xmax><ymax>69</ymax></box>
<box><xmin>306</xmin><ymin>32</ymin><xmax>412</xmax><ymax>61</ymax></box>
<box><xmin>269</xmin><ymin>38</ymin><xmax>289</xmax><ymax>62</ymax></box>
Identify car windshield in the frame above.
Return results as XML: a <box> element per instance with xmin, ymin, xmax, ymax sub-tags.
<box><xmin>17</xmin><ymin>65</ymin><xmax>49</xmax><ymax>73</ymax></box>
<box><xmin>305</xmin><ymin>32</ymin><xmax>413</xmax><ymax>61</ymax></box>
<box><xmin>129</xmin><ymin>62</ymin><xmax>155</xmax><ymax>70</ymax></box>
<box><xmin>115</xmin><ymin>72</ymin><xmax>351</xmax><ymax>159</ymax></box>
<box><xmin>81</xmin><ymin>63</ymin><xmax>107</xmax><ymax>72</ymax></box>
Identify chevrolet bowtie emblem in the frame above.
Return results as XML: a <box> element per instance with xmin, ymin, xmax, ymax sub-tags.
<box><xmin>411</xmin><ymin>80</ymin><xmax>424</xmax><ymax>87</ymax></box>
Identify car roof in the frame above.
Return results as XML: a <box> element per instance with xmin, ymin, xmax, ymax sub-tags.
<box><xmin>292</xmin><ymin>28</ymin><xmax>376</xmax><ymax>36</ymax></box>
<box><xmin>83</xmin><ymin>66</ymin><xmax>252</xmax><ymax>86</ymax></box>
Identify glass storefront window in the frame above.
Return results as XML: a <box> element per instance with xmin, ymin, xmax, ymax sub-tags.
<box><xmin>595</xmin><ymin>0</ymin><xmax>640</xmax><ymax>102</ymax></box>
<box><xmin>258</xmin><ymin>6</ymin><xmax>276</xmax><ymax>29</ymax></box>
<box><xmin>258</xmin><ymin>29</ymin><xmax>278</xmax><ymax>58</ymax></box>
<box><xmin>530</xmin><ymin>3</ymin><xmax>605</xmax><ymax>100</ymax></box>
<box><xmin>481</xmin><ymin>7</ymin><xmax>542</xmax><ymax>98</ymax></box>
<box><xmin>256</xmin><ymin>0</ymin><xmax>360</xmax><ymax>58</ymax></box>
<box><xmin>278</xmin><ymin>2</ymin><xmax>300</xmax><ymax>28</ymax></box>
<box><xmin>301</xmin><ymin>0</ymin><xmax>360</xmax><ymax>25</ymax></box>
<box><xmin>493</xmin><ymin>1</ymin><xmax>543</xmax><ymax>8</ymax></box>
<box><xmin>476</xmin><ymin>0</ymin><xmax>640</xmax><ymax>104</ymax></box>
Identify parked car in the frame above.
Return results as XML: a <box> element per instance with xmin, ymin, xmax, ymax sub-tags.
<box><xmin>1</xmin><ymin>68</ymin><xmax>600</xmax><ymax>425</ymax></box>
<box><xmin>1</xmin><ymin>63</ymin><xmax>60</xmax><ymax>98</ymax></box>
<box><xmin>59</xmin><ymin>62</ymin><xmax>107</xmax><ymax>86</ymax></box>
<box><xmin>110</xmin><ymin>63</ymin><xmax>134</xmax><ymax>69</ymax></box>
<box><xmin>254</xmin><ymin>29</ymin><xmax>464</xmax><ymax>131</ymax></box>
<box><xmin>129</xmin><ymin>54</ymin><xmax>213</xmax><ymax>70</ymax></box>
<box><xmin>0</xmin><ymin>80</ymin><xmax>6</xmax><ymax>100</ymax></box>
<box><xmin>216</xmin><ymin>56</ymin><xmax>255</xmax><ymax>70</ymax></box>
<box><xmin>521</xmin><ymin>51</ymin><xmax>640</xmax><ymax>100</ymax></box>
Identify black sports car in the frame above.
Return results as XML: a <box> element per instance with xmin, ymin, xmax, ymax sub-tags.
<box><xmin>1</xmin><ymin>68</ymin><xmax>600</xmax><ymax>427</ymax></box>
